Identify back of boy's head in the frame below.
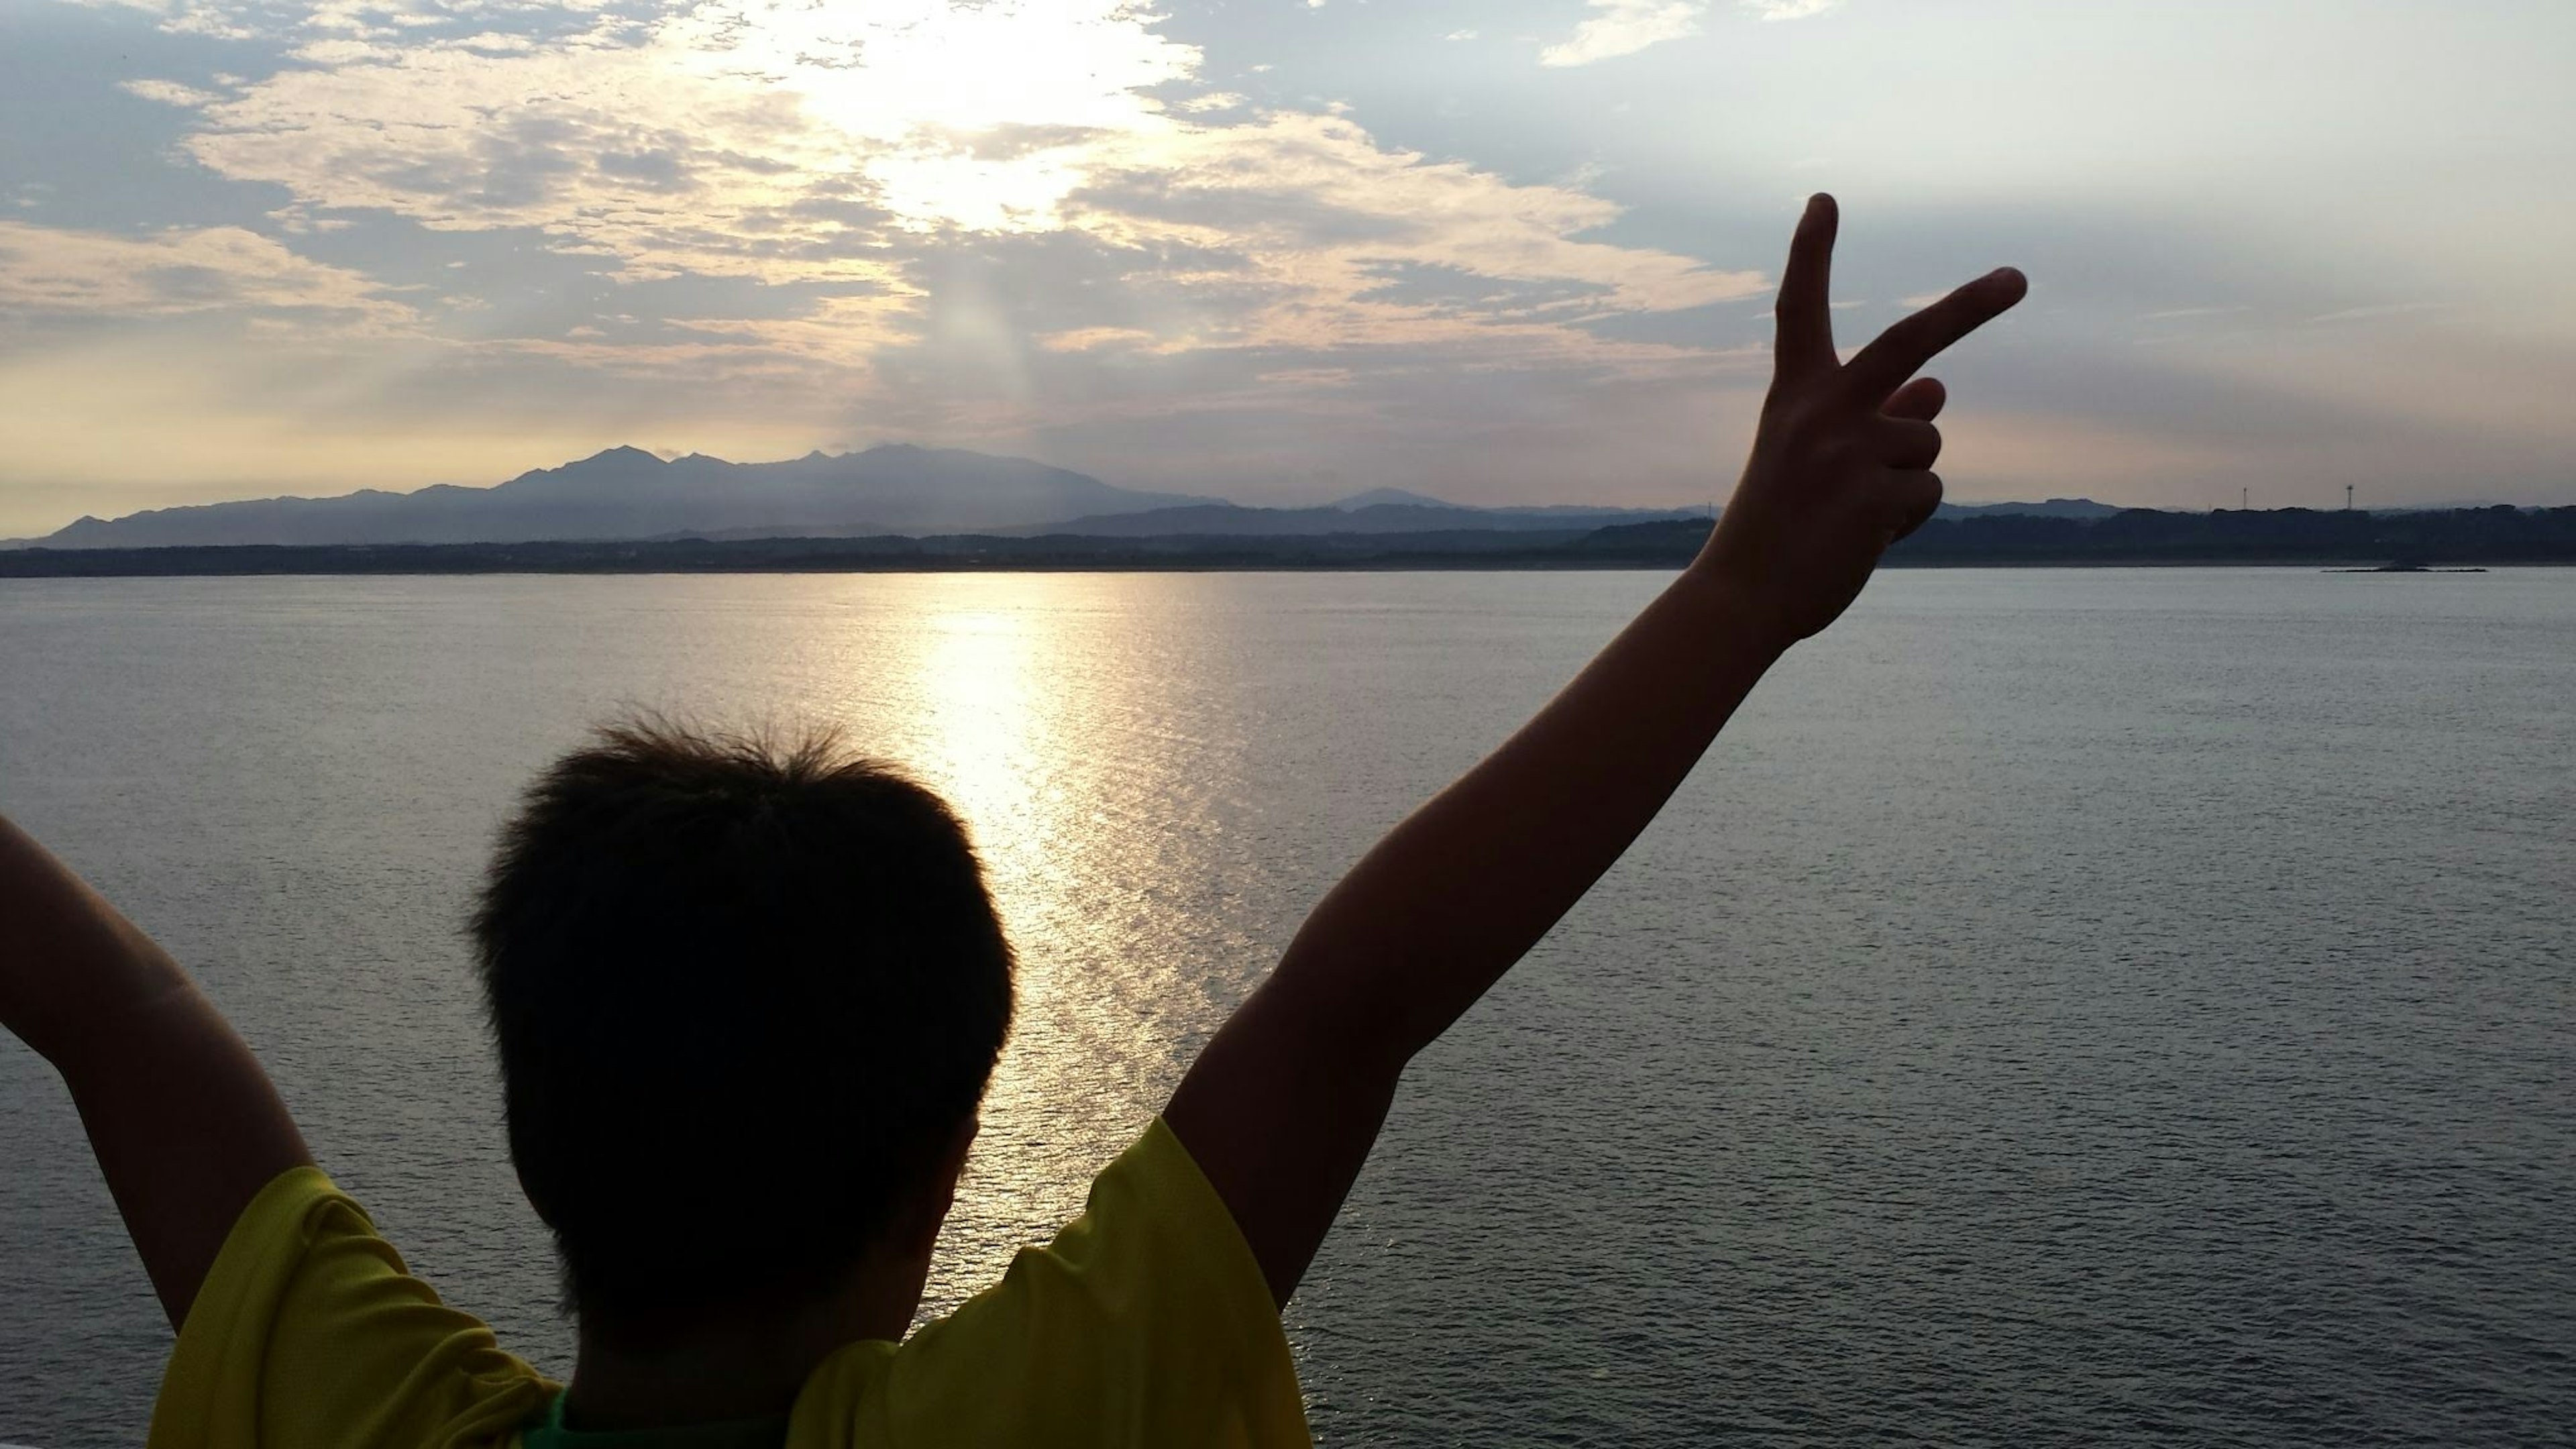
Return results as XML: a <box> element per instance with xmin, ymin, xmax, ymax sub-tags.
<box><xmin>470</xmin><ymin>719</ymin><xmax>1014</xmax><ymax>1340</ymax></box>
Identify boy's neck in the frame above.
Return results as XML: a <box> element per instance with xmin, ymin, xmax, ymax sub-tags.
<box><xmin>562</xmin><ymin>1264</ymin><xmax>923</xmax><ymax>1430</ymax></box>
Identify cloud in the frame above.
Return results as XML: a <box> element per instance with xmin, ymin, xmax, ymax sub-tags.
<box><xmin>2306</xmin><ymin>301</ymin><xmax>2440</xmax><ymax>324</ymax></box>
<box><xmin>1534</xmin><ymin>0</ymin><xmax>1834</xmax><ymax>63</ymax></box>
<box><xmin>178</xmin><ymin>1</ymin><xmax>1198</xmax><ymax>271</ymax></box>
<box><xmin>0</xmin><ymin>221</ymin><xmax>414</xmax><ymax>332</ymax></box>
<box><xmin>138</xmin><ymin>1</ymin><xmax>1752</xmax><ymax>371</ymax></box>
<box><xmin>1540</xmin><ymin>1</ymin><xmax>1707</xmax><ymax>67</ymax></box>
<box><xmin>119</xmin><ymin>78</ymin><xmax>225</xmax><ymax>107</ymax></box>
<box><xmin>1739</xmin><ymin>0</ymin><xmax>1839</xmax><ymax>19</ymax></box>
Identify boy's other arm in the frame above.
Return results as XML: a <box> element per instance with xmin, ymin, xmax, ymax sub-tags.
<box><xmin>1167</xmin><ymin>195</ymin><xmax>2027</xmax><ymax>1305</ymax></box>
<box><xmin>0</xmin><ymin>813</ymin><xmax>311</xmax><ymax>1328</ymax></box>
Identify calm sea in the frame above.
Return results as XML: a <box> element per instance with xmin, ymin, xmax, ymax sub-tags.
<box><xmin>1</xmin><ymin>568</ymin><xmax>2570</xmax><ymax>1447</ymax></box>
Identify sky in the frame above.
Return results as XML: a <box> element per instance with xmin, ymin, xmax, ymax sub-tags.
<box><xmin>1</xmin><ymin>0</ymin><xmax>2572</xmax><ymax>536</ymax></box>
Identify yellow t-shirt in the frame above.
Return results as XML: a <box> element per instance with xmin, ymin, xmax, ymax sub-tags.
<box><xmin>148</xmin><ymin>1118</ymin><xmax>1311</xmax><ymax>1448</ymax></box>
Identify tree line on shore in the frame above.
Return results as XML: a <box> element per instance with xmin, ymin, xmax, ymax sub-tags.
<box><xmin>2</xmin><ymin>505</ymin><xmax>2570</xmax><ymax>577</ymax></box>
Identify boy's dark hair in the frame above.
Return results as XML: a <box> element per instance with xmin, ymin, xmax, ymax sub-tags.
<box><xmin>470</xmin><ymin>718</ymin><xmax>1014</xmax><ymax>1339</ymax></box>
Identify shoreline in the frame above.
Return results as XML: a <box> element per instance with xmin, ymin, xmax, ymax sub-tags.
<box><xmin>7</xmin><ymin>511</ymin><xmax>2574</xmax><ymax>579</ymax></box>
<box><xmin>5</xmin><ymin>555</ymin><xmax>2573</xmax><ymax>580</ymax></box>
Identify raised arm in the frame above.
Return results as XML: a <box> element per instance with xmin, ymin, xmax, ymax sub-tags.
<box><xmin>1166</xmin><ymin>195</ymin><xmax>2027</xmax><ymax>1303</ymax></box>
<box><xmin>0</xmin><ymin>813</ymin><xmax>310</xmax><ymax>1328</ymax></box>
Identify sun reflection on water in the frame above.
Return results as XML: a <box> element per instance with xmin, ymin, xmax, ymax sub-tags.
<box><xmin>911</xmin><ymin>606</ymin><xmax>1045</xmax><ymax>853</ymax></box>
<box><xmin>841</xmin><ymin>582</ymin><xmax>1224</xmax><ymax>1318</ymax></box>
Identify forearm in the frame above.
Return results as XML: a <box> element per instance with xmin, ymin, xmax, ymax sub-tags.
<box><xmin>0</xmin><ymin>814</ymin><xmax>195</xmax><ymax>1072</ymax></box>
<box><xmin>1168</xmin><ymin>553</ymin><xmax>1782</xmax><ymax>1300</ymax></box>
<box><xmin>1</xmin><ymin>814</ymin><xmax>310</xmax><ymax>1326</ymax></box>
<box><xmin>1258</xmin><ymin>553</ymin><xmax>1780</xmax><ymax>1070</ymax></box>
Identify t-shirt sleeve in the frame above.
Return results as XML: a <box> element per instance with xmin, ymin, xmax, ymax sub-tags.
<box><xmin>796</xmin><ymin>1117</ymin><xmax>1311</xmax><ymax>1449</ymax></box>
<box><xmin>149</xmin><ymin>1165</ymin><xmax>557</xmax><ymax>1449</ymax></box>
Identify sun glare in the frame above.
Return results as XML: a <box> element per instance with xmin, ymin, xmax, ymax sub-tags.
<box><xmin>676</xmin><ymin>0</ymin><xmax>1197</xmax><ymax>233</ymax></box>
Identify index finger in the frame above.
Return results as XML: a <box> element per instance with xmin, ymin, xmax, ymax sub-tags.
<box><xmin>1840</xmin><ymin>267</ymin><xmax>2027</xmax><ymax>405</ymax></box>
<box><xmin>1773</xmin><ymin>193</ymin><xmax>1839</xmax><ymax>381</ymax></box>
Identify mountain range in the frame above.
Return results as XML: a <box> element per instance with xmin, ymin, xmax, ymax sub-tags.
<box><xmin>5</xmin><ymin>445</ymin><xmax>2114</xmax><ymax>550</ymax></box>
<box><xmin>21</xmin><ymin>446</ymin><xmax>1214</xmax><ymax>549</ymax></box>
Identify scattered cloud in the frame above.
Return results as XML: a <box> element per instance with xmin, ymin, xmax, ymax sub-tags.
<box><xmin>118</xmin><ymin>78</ymin><xmax>224</xmax><ymax>107</ymax></box>
<box><xmin>1540</xmin><ymin>1</ymin><xmax>1706</xmax><ymax>67</ymax></box>
<box><xmin>138</xmin><ymin>0</ymin><xmax>1752</xmax><ymax>375</ymax></box>
<box><xmin>2307</xmin><ymin>301</ymin><xmax>2440</xmax><ymax>324</ymax></box>
<box><xmin>1740</xmin><ymin>0</ymin><xmax>1839</xmax><ymax>19</ymax></box>
<box><xmin>180</xmin><ymin>0</ymin><xmax>1201</xmax><ymax>270</ymax></box>
<box><xmin>0</xmin><ymin>222</ymin><xmax>415</xmax><ymax>333</ymax></box>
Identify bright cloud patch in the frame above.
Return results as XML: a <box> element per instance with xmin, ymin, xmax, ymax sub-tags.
<box><xmin>1540</xmin><ymin>1</ymin><xmax>1707</xmax><ymax>67</ymax></box>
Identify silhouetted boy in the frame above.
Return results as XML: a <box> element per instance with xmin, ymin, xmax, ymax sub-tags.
<box><xmin>0</xmin><ymin>197</ymin><xmax>2021</xmax><ymax>1446</ymax></box>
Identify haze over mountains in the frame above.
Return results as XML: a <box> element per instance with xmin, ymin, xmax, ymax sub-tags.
<box><xmin>25</xmin><ymin>446</ymin><xmax>1212</xmax><ymax>549</ymax></box>
<box><xmin>13</xmin><ymin>445</ymin><xmax>1717</xmax><ymax>549</ymax></box>
<box><xmin>9</xmin><ymin>444</ymin><xmax>2115</xmax><ymax>551</ymax></box>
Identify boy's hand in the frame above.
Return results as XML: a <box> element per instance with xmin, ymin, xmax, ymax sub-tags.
<box><xmin>1699</xmin><ymin>193</ymin><xmax>2027</xmax><ymax>648</ymax></box>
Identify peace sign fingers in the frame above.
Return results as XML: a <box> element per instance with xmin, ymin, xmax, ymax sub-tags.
<box><xmin>1705</xmin><ymin>199</ymin><xmax>2022</xmax><ymax>648</ymax></box>
<box><xmin>1840</xmin><ymin>266</ymin><xmax>2028</xmax><ymax>407</ymax></box>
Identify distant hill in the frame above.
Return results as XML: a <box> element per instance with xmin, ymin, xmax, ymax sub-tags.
<box><xmin>1039</xmin><ymin>496</ymin><xmax>2122</xmax><ymax>539</ymax></box>
<box><xmin>31</xmin><ymin>445</ymin><xmax>1214</xmax><ymax>549</ymax></box>
<box><xmin>1332</xmin><ymin>486</ymin><xmax>1460</xmax><ymax>510</ymax></box>
<box><xmin>1935</xmin><ymin>498</ymin><xmax>2121</xmax><ymax>519</ymax></box>
<box><xmin>1330</xmin><ymin>486</ymin><xmax>1438</xmax><ymax>509</ymax></box>
<box><xmin>1032</xmin><ymin>500</ymin><xmax>1705</xmax><ymax>537</ymax></box>
<box><xmin>1575</xmin><ymin>504</ymin><xmax>2576</xmax><ymax>566</ymax></box>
